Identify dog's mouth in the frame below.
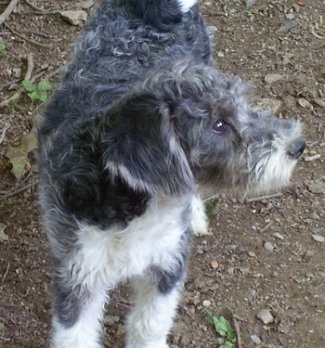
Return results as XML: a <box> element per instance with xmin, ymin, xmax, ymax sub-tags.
<box><xmin>246</xmin><ymin>135</ymin><xmax>306</xmax><ymax>195</ymax></box>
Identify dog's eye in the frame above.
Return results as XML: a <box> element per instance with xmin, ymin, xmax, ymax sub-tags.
<box><xmin>213</xmin><ymin>120</ymin><xmax>229</xmax><ymax>133</ymax></box>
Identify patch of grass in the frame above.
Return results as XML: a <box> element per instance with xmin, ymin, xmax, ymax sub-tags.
<box><xmin>207</xmin><ymin>313</ymin><xmax>237</xmax><ymax>348</ymax></box>
<box><xmin>22</xmin><ymin>79</ymin><xmax>52</xmax><ymax>102</ymax></box>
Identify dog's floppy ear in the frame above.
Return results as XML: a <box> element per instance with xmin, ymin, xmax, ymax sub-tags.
<box><xmin>102</xmin><ymin>92</ymin><xmax>194</xmax><ymax>196</ymax></box>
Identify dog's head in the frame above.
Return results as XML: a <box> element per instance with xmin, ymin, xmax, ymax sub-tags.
<box><xmin>103</xmin><ymin>61</ymin><xmax>305</xmax><ymax>196</ymax></box>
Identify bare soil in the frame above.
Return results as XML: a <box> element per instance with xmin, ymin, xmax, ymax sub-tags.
<box><xmin>0</xmin><ymin>1</ymin><xmax>324</xmax><ymax>347</ymax></box>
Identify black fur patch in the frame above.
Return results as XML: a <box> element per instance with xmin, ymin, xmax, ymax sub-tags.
<box><xmin>53</xmin><ymin>277</ymin><xmax>83</xmax><ymax>328</ymax></box>
<box><xmin>132</xmin><ymin>0</ymin><xmax>183</xmax><ymax>30</ymax></box>
<box><xmin>153</xmin><ymin>224</ymin><xmax>192</xmax><ymax>294</ymax></box>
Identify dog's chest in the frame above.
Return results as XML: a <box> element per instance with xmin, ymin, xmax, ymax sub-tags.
<box><xmin>74</xmin><ymin>197</ymin><xmax>190</xmax><ymax>286</ymax></box>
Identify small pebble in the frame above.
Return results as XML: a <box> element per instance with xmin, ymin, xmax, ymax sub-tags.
<box><xmin>297</xmin><ymin>98</ymin><xmax>313</xmax><ymax>110</ymax></box>
<box><xmin>210</xmin><ymin>260</ymin><xmax>219</xmax><ymax>269</ymax></box>
<box><xmin>264</xmin><ymin>74</ymin><xmax>284</xmax><ymax>84</ymax></box>
<box><xmin>273</xmin><ymin>232</ymin><xmax>284</xmax><ymax>240</ymax></box>
<box><xmin>312</xmin><ymin>234</ymin><xmax>325</xmax><ymax>243</ymax></box>
<box><xmin>264</xmin><ymin>241</ymin><xmax>274</xmax><ymax>252</ymax></box>
<box><xmin>257</xmin><ymin>309</ymin><xmax>274</xmax><ymax>324</ymax></box>
<box><xmin>251</xmin><ymin>334</ymin><xmax>262</xmax><ymax>345</ymax></box>
<box><xmin>248</xmin><ymin>251</ymin><xmax>256</xmax><ymax>258</ymax></box>
<box><xmin>202</xmin><ymin>300</ymin><xmax>211</xmax><ymax>307</ymax></box>
<box><xmin>245</xmin><ymin>288</ymin><xmax>257</xmax><ymax>302</ymax></box>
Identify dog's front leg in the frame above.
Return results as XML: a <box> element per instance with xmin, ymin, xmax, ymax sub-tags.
<box><xmin>51</xmin><ymin>265</ymin><xmax>108</xmax><ymax>348</ymax></box>
<box><xmin>126</xmin><ymin>271</ymin><xmax>183</xmax><ymax>348</ymax></box>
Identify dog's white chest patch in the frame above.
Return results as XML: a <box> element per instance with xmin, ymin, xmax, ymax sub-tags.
<box><xmin>72</xmin><ymin>196</ymin><xmax>189</xmax><ymax>289</ymax></box>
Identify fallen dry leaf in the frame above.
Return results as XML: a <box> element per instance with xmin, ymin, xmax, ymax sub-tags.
<box><xmin>5</xmin><ymin>129</ymin><xmax>37</xmax><ymax>180</ymax></box>
<box><xmin>0</xmin><ymin>223</ymin><xmax>9</xmax><ymax>242</ymax></box>
<box><xmin>295</xmin><ymin>0</ymin><xmax>305</xmax><ymax>6</ymax></box>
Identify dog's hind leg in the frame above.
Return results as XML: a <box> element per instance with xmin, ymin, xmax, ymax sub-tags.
<box><xmin>191</xmin><ymin>195</ymin><xmax>209</xmax><ymax>236</ymax></box>
<box><xmin>126</xmin><ymin>271</ymin><xmax>184</xmax><ymax>348</ymax></box>
<box><xmin>50</xmin><ymin>266</ymin><xmax>108</xmax><ymax>348</ymax></box>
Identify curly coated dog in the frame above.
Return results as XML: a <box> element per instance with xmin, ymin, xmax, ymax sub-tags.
<box><xmin>38</xmin><ymin>0</ymin><xmax>305</xmax><ymax>347</ymax></box>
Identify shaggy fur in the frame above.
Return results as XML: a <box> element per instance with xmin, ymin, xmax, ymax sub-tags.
<box><xmin>38</xmin><ymin>0</ymin><xmax>305</xmax><ymax>347</ymax></box>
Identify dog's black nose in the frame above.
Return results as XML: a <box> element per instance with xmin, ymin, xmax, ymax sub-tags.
<box><xmin>288</xmin><ymin>139</ymin><xmax>306</xmax><ymax>159</ymax></box>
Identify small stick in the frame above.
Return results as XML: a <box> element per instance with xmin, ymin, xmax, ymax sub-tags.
<box><xmin>233</xmin><ymin>316</ymin><xmax>243</xmax><ymax>348</ymax></box>
<box><xmin>245</xmin><ymin>192</ymin><xmax>282</xmax><ymax>203</ymax></box>
<box><xmin>24</xmin><ymin>52</ymin><xmax>34</xmax><ymax>80</ymax></box>
<box><xmin>0</xmin><ymin>78</ymin><xmax>21</xmax><ymax>91</ymax></box>
<box><xmin>260</xmin><ymin>221</ymin><xmax>273</xmax><ymax>233</ymax></box>
<box><xmin>1</xmin><ymin>263</ymin><xmax>10</xmax><ymax>283</ymax></box>
<box><xmin>0</xmin><ymin>122</ymin><xmax>10</xmax><ymax>143</ymax></box>
<box><xmin>24</xmin><ymin>0</ymin><xmax>44</xmax><ymax>12</ymax></box>
<box><xmin>0</xmin><ymin>52</ymin><xmax>34</xmax><ymax>108</ymax></box>
<box><xmin>203</xmin><ymin>194</ymin><xmax>220</xmax><ymax>203</ymax></box>
<box><xmin>3</xmin><ymin>23</ymin><xmax>52</xmax><ymax>48</ymax></box>
<box><xmin>0</xmin><ymin>0</ymin><xmax>19</xmax><ymax>26</ymax></box>
<box><xmin>0</xmin><ymin>182</ymin><xmax>35</xmax><ymax>202</ymax></box>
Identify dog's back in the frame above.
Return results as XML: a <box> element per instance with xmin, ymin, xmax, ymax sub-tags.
<box><xmin>40</xmin><ymin>0</ymin><xmax>211</xmax><ymax>137</ymax></box>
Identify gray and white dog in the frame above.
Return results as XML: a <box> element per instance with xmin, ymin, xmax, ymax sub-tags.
<box><xmin>38</xmin><ymin>0</ymin><xmax>305</xmax><ymax>347</ymax></box>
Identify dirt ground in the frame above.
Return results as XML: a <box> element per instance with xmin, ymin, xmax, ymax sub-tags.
<box><xmin>0</xmin><ymin>0</ymin><xmax>324</xmax><ymax>347</ymax></box>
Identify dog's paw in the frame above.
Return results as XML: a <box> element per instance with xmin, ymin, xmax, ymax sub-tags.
<box><xmin>125</xmin><ymin>341</ymin><xmax>169</xmax><ymax>348</ymax></box>
<box><xmin>191</xmin><ymin>195</ymin><xmax>210</xmax><ymax>236</ymax></box>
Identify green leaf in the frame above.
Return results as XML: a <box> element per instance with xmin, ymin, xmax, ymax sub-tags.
<box><xmin>27</xmin><ymin>91</ymin><xmax>37</xmax><ymax>100</ymax></box>
<box><xmin>39</xmin><ymin>91</ymin><xmax>48</xmax><ymax>102</ymax></box>
<box><xmin>22</xmin><ymin>79</ymin><xmax>35</xmax><ymax>92</ymax></box>
<box><xmin>216</xmin><ymin>317</ymin><xmax>234</xmax><ymax>337</ymax></box>
<box><xmin>220</xmin><ymin>341</ymin><xmax>235</xmax><ymax>348</ymax></box>
<box><xmin>207</xmin><ymin>313</ymin><xmax>237</xmax><ymax>347</ymax></box>
<box><xmin>38</xmin><ymin>80</ymin><xmax>52</xmax><ymax>91</ymax></box>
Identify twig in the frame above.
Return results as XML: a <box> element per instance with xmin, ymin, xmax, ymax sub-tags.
<box><xmin>23</xmin><ymin>0</ymin><xmax>60</xmax><ymax>15</ymax></box>
<box><xmin>0</xmin><ymin>182</ymin><xmax>36</xmax><ymax>202</ymax></box>
<box><xmin>233</xmin><ymin>316</ymin><xmax>243</xmax><ymax>348</ymax></box>
<box><xmin>0</xmin><ymin>0</ymin><xmax>19</xmax><ymax>26</ymax></box>
<box><xmin>25</xmin><ymin>29</ymin><xmax>61</xmax><ymax>40</ymax></box>
<box><xmin>310</xmin><ymin>25</ymin><xmax>325</xmax><ymax>39</ymax></box>
<box><xmin>244</xmin><ymin>192</ymin><xmax>282</xmax><ymax>203</ymax></box>
<box><xmin>2</xmin><ymin>263</ymin><xmax>10</xmax><ymax>283</ymax></box>
<box><xmin>0</xmin><ymin>122</ymin><xmax>10</xmax><ymax>143</ymax></box>
<box><xmin>203</xmin><ymin>194</ymin><xmax>220</xmax><ymax>203</ymax></box>
<box><xmin>3</xmin><ymin>23</ymin><xmax>52</xmax><ymax>48</ymax></box>
<box><xmin>24</xmin><ymin>0</ymin><xmax>43</xmax><ymax>12</ymax></box>
<box><xmin>0</xmin><ymin>78</ymin><xmax>21</xmax><ymax>91</ymax></box>
<box><xmin>24</xmin><ymin>52</ymin><xmax>34</xmax><ymax>80</ymax></box>
<box><xmin>260</xmin><ymin>221</ymin><xmax>273</xmax><ymax>233</ymax></box>
<box><xmin>0</xmin><ymin>53</ymin><xmax>34</xmax><ymax>108</ymax></box>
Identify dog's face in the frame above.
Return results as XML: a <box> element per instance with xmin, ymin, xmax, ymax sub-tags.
<box><xmin>99</xmin><ymin>61</ymin><xmax>304</xmax><ymax>198</ymax></box>
<box><xmin>140</xmin><ymin>62</ymin><xmax>305</xmax><ymax>195</ymax></box>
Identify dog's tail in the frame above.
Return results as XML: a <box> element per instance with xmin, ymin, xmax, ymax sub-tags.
<box><xmin>129</xmin><ymin>0</ymin><xmax>197</xmax><ymax>30</ymax></box>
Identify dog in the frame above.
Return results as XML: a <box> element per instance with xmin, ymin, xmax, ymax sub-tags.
<box><xmin>38</xmin><ymin>0</ymin><xmax>305</xmax><ymax>347</ymax></box>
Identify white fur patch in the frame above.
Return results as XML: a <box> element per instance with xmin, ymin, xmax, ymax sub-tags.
<box><xmin>178</xmin><ymin>0</ymin><xmax>197</xmax><ymax>12</ymax></box>
<box><xmin>51</xmin><ymin>195</ymin><xmax>191</xmax><ymax>347</ymax></box>
<box><xmin>191</xmin><ymin>195</ymin><xmax>209</xmax><ymax>236</ymax></box>
<box><xmin>52</xmin><ymin>291</ymin><xmax>106</xmax><ymax>348</ymax></box>
<box><xmin>126</xmin><ymin>277</ymin><xmax>181</xmax><ymax>348</ymax></box>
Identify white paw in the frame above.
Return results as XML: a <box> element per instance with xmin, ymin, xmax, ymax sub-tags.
<box><xmin>125</xmin><ymin>340</ymin><xmax>169</xmax><ymax>348</ymax></box>
<box><xmin>191</xmin><ymin>195</ymin><xmax>209</xmax><ymax>236</ymax></box>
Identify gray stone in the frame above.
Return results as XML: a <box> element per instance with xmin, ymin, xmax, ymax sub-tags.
<box><xmin>257</xmin><ymin>309</ymin><xmax>274</xmax><ymax>324</ymax></box>
<box><xmin>60</xmin><ymin>10</ymin><xmax>88</xmax><ymax>26</ymax></box>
